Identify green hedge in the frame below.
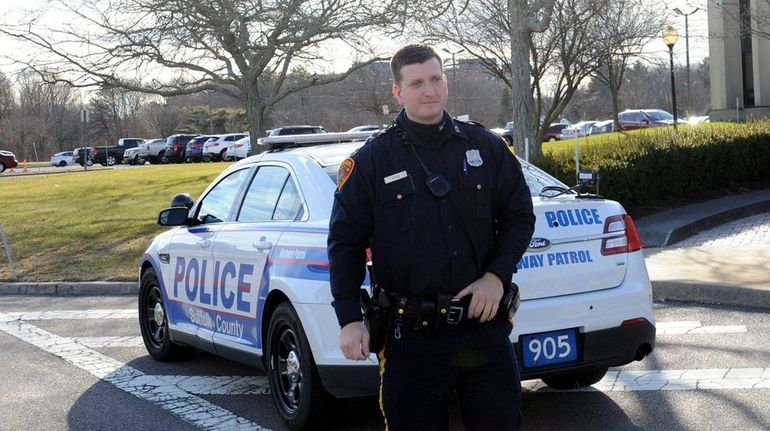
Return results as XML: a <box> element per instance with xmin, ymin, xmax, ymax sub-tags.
<box><xmin>537</xmin><ymin>121</ymin><xmax>770</xmax><ymax>211</ymax></box>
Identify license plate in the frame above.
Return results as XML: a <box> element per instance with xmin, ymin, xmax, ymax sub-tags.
<box><xmin>521</xmin><ymin>328</ymin><xmax>578</xmax><ymax>368</ymax></box>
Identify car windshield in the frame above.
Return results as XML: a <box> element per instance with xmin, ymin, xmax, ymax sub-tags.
<box><xmin>646</xmin><ymin>110</ymin><xmax>673</xmax><ymax>121</ymax></box>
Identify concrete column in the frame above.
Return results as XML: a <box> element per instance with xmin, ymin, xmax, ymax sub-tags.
<box><xmin>752</xmin><ymin>0</ymin><xmax>770</xmax><ymax>106</ymax></box>
<box><xmin>708</xmin><ymin>0</ymin><xmax>743</xmax><ymax>110</ymax></box>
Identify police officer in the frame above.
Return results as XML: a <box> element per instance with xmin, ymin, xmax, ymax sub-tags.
<box><xmin>328</xmin><ymin>44</ymin><xmax>535</xmax><ymax>431</ymax></box>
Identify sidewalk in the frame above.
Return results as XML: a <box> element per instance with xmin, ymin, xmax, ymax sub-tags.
<box><xmin>637</xmin><ymin>189</ymin><xmax>770</xmax><ymax>309</ymax></box>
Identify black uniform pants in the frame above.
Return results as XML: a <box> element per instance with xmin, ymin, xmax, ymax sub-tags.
<box><xmin>378</xmin><ymin>317</ymin><xmax>522</xmax><ymax>431</ymax></box>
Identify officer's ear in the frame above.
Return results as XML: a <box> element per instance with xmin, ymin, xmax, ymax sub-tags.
<box><xmin>392</xmin><ymin>83</ymin><xmax>404</xmax><ymax>106</ymax></box>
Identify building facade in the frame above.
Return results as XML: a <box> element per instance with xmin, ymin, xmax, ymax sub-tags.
<box><xmin>709</xmin><ymin>0</ymin><xmax>770</xmax><ymax>120</ymax></box>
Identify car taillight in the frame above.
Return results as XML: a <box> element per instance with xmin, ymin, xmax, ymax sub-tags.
<box><xmin>92</xmin><ymin>148</ymin><xmax>100</xmax><ymax>155</ymax></box>
<box><xmin>600</xmin><ymin>214</ymin><xmax>642</xmax><ymax>256</ymax></box>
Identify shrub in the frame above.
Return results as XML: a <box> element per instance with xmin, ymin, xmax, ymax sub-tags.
<box><xmin>538</xmin><ymin>121</ymin><xmax>770</xmax><ymax>212</ymax></box>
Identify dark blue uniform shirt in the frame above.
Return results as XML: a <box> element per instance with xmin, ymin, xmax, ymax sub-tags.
<box><xmin>328</xmin><ymin>110</ymin><xmax>535</xmax><ymax>327</ymax></box>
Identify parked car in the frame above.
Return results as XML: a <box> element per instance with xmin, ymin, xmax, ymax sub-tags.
<box><xmin>50</xmin><ymin>151</ymin><xmax>75</xmax><ymax>167</ymax></box>
<box><xmin>347</xmin><ymin>124</ymin><xmax>381</xmax><ymax>132</ymax></box>
<box><xmin>202</xmin><ymin>132</ymin><xmax>249</xmax><ymax>162</ymax></box>
<box><xmin>267</xmin><ymin>125</ymin><xmax>329</xmax><ymax>137</ymax></box>
<box><xmin>184</xmin><ymin>135</ymin><xmax>215</xmax><ymax>163</ymax></box>
<box><xmin>224</xmin><ymin>136</ymin><xmax>251</xmax><ymax>161</ymax></box>
<box><xmin>560</xmin><ymin>121</ymin><xmax>597</xmax><ymax>139</ymax></box>
<box><xmin>0</xmin><ymin>150</ymin><xmax>18</xmax><ymax>173</ymax></box>
<box><xmin>543</xmin><ymin>123</ymin><xmax>569</xmax><ymax>142</ymax></box>
<box><xmin>139</xmin><ymin>134</ymin><xmax>655</xmax><ymax>431</ymax></box>
<box><xmin>589</xmin><ymin>119</ymin><xmax>615</xmax><ymax>135</ymax></box>
<box><xmin>91</xmin><ymin>138</ymin><xmax>145</xmax><ymax>166</ymax></box>
<box><xmin>162</xmin><ymin>134</ymin><xmax>198</xmax><ymax>163</ymax></box>
<box><xmin>617</xmin><ymin>109</ymin><xmax>676</xmax><ymax>130</ymax></box>
<box><xmin>490</xmin><ymin>121</ymin><xmax>515</xmax><ymax>145</ymax></box>
<box><xmin>123</xmin><ymin>146</ymin><xmax>145</xmax><ymax>165</ymax></box>
<box><xmin>73</xmin><ymin>147</ymin><xmax>94</xmax><ymax>166</ymax></box>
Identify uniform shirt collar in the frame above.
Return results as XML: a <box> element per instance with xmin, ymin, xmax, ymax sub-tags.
<box><xmin>394</xmin><ymin>109</ymin><xmax>469</xmax><ymax>147</ymax></box>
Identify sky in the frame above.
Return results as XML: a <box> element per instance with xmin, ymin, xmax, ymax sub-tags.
<box><xmin>0</xmin><ymin>0</ymin><xmax>711</xmax><ymax>81</ymax></box>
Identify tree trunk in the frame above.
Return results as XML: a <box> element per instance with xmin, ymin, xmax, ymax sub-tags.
<box><xmin>509</xmin><ymin>0</ymin><xmax>540</xmax><ymax>162</ymax></box>
<box><xmin>609</xmin><ymin>61</ymin><xmax>621</xmax><ymax>132</ymax></box>
<box><xmin>243</xmin><ymin>83</ymin><xmax>266</xmax><ymax>156</ymax></box>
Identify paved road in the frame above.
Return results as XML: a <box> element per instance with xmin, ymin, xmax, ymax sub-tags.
<box><xmin>1</xmin><ymin>296</ymin><xmax>769</xmax><ymax>431</ymax></box>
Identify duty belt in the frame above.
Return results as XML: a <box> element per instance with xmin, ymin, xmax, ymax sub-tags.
<box><xmin>386</xmin><ymin>293</ymin><xmax>479</xmax><ymax>331</ymax></box>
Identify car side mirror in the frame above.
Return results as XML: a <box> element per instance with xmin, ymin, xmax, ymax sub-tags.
<box><xmin>158</xmin><ymin>207</ymin><xmax>189</xmax><ymax>226</ymax></box>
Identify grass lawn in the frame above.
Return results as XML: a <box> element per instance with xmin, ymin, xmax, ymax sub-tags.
<box><xmin>0</xmin><ymin>164</ymin><xmax>227</xmax><ymax>282</ymax></box>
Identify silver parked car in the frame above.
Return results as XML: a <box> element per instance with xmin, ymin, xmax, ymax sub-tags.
<box><xmin>50</xmin><ymin>151</ymin><xmax>75</xmax><ymax>167</ymax></box>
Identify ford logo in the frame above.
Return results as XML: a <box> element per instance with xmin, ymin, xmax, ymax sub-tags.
<box><xmin>528</xmin><ymin>238</ymin><xmax>551</xmax><ymax>251</ymax></box>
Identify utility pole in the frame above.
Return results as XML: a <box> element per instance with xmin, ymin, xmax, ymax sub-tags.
<box><xmin>442</xmin><ymin>47</ymin><xmax>464</xmax><ymax>116</ymax></box>
<box><xmin>673</xmin><ymin>7</ymin><xmax>701</xmax><ymax>118</ymax></box>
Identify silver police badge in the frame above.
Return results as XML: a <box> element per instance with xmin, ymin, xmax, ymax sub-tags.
<box><xmin>465</xmin><ymin>149</ymin><xmax>483</xmax><ymax>167</ymax></box>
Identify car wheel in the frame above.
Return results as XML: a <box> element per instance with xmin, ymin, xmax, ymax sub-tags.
<box><xmin>137</xmin><ymin>156</ymin><xmax>145</xmax><ymax>165</ymax></box>
<box><xmin>86</xmin><ymin>158</ymin><xmax>93</xmax><ymax>167</ymax></box>
<box><xmin>59</xmin><ymin>161</ymin><xmax>67</xmax><ymax>167</ymax></box>
<box><xmin>159</xmin><ymin>151</ymin><xmax>169</xmax><ymax>164</ymax></box>
<box><xmin>106</xmin><ymin>155</ymin><xmax>117</xmax><ymax>166</ymax></box>
<box><xmin>185</xmin><ymin>156</ymin><xmax>193</xmax><ymax>163</ymax></box>
<box><xmin>0</xmin><ymin>163</ymin><xmax>5</xmax><ymax>173</ymax></box>
<box><xmin>220</xmin><ymin>149</ymin><xmax>228</xmax><ymax>162</ymax></box>
<box><xmin>138</xmin><ymin>268</ymin><xmax>194</xmax><ymax>361</ymax></box>
<box><xmin>547</xmin><ymin>137</ymin><xmax>557</xmax><ymax>142</ymax></box>
<box><xmin>542</xmin><ymin>368</ymin><xmax>608</xmax><ymax>390</ymax></box>
<box><xmin>267</xmin><ymin>302</ymin><xmax>331</xmax><ymax>431</ymax></box>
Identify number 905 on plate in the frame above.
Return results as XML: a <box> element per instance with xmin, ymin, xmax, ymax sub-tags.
<box><xmin>520</xmin><ymin>328</ymin><xmax>579</xmax><ymax>369</ymax></box>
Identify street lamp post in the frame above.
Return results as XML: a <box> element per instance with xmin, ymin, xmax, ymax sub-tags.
<box><xmin>673</xmin><ymin>7</ymin><xmax>700</xmax><ymax>118</ymax></box>
<box><xmin>662</xmin><ymin>25</ymin><xmax>679</xmax><ymax>129</ymax></box>
<box><xmin>442</xmin><ymin>47</ymin><xmax>464</xmax><ymax>115</ymax></box>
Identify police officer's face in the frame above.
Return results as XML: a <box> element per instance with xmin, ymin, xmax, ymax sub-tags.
<box><xmin>392</xmin><ymin>58</ymin><xmax>448</xmax><ymax>125</ymax></box>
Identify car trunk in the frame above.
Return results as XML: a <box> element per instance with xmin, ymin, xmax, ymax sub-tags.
<box><xmin>513</xmin><ymin>197</ymin><xmax>630</xmax><ymax>300</ymax></box>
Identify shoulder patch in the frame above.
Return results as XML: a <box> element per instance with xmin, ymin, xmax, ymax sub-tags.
<box><xmin>337</xmin><ymin>158</ymin><xmax>355</xmax><ymax>189</ymax></box>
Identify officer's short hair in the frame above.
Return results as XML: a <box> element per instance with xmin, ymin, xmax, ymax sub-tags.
<box><xmin>390</xmin><ymin>44</ymin><xmax>443</xmax><ymax>85</ymax></box>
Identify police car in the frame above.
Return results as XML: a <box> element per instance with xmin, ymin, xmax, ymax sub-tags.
<box><xmin>138</xmin><ymin>131</ymin><xmax>655</xmax><ymax>430</ymax></box>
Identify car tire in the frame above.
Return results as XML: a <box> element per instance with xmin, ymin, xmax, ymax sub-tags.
<box><xmin>542</xmin><ymin>368</ymin><xmax>608</xmax><ymax>390</ymax></box>
<box><xmin>0</xmin><ymin>163</ymin><xmax>5</xmax><ymax>173</ymax></box>
<box><xmin>138</xmin><ymin>268</ymin><xmax>194</xmax><ymax>361</ymax></box>
<box><xmin>185</xmin><ymin>157</ymin><xmax>192</xmax><ymax>163</ymax></box>
<box><xmin>267</xmin><ymin>302</ymin><xmax>332</xmax><ymax>431</ymax></box>
<box><xmin>137</xmin><ymin>156</ymin><xmax>145</xmax><ymax>165</ymax></box>
<box><xmin>159</xmin><ymin>151</ymin><xmax>169</xmax><ymax>164</ymax></box>
<box><xmin>59</xmin><ymin>161</ymin><xmax>67</xmax><ymax>167</ymax></box>
<box><xmin>106</xmin><ymin>155</ymin><xmax>117</xmax><ymax>166</ymax></box>
<box><xmin>547</xmin><ymin>137</ymin><xmax>557</xmax><ymax>142</ymax></box>
<box><xmin>220</xmin><ymin>149</ymin><xmax>228</xmax><ymax>162</ymax></box>
<box><xmin>86</xmin><ymin>158</ymin><xmax>93</xmax><ymax>167</ymax></box>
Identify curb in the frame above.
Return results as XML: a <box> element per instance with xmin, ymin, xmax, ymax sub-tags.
<box><xmin>636</xmin><ymin>189</ymin><xmax>770</xmax><ymax>247</ymax></box>
<box><xmin>651</xmin><ymin>281</ymin><xmax>770</xmax><ymax>310</ymax></box>
<box><xmin>0</xmin><ymin>282</ymin><xmax>138</xmax><ymax>296</ymax></box>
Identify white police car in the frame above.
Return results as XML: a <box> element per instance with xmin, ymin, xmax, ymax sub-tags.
<box><xmin>138</xmin><ymin>132</ymin><xmax>655</xmax><ymax>430</ymax></box>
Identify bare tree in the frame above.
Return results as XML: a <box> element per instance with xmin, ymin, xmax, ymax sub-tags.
<box><xmin>590</xmin><ymin>0</ymin><xmax>663</xmax><ymax>130</ymax></box>
<box><xmin>350</xmin><ymin>62</ymin><xmax>392</xmax><ymax>128</ymax></box>
<box><xmin>88</xmin><ymin>87</ymin><xmax>145</xmax><ymax>145</ymax></box>
<box><xmin>142</xmin><ymin>101</ymin><xmax>183</xmax><ymax>138</ymax></box>
<box><xmin>0</xmin><ymin>0</ymin><xmax>417</xmax><ymax>151</ymax></box>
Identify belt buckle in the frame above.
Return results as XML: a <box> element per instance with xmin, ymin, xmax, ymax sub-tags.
<box><xmin>447</xmin><ymin>305</ymin><xmax>464</xmax><ymax>324</ymax></box>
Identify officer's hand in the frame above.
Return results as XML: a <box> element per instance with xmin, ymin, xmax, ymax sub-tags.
<box><xmin>340</xmin><ymin>321</ymin><xmax>370</xmax><ymax>361</ymax></box>
<box><xmin>454</xmin><ymin>272</ymin><xmax>503</xmax><ymax>323</ymax></box>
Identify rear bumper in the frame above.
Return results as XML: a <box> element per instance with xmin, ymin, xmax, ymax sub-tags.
<box><xmin>316</xmin><ymin>319</ymin><xmax>655</xmax><ymax>398</ymax></box>
<box><xmin>517</xmin><ymin>318</ymin><xmax>655</xmax><ymax>380</ymax></box>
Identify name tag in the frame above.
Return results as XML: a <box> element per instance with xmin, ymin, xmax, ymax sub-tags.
<box><xmin>384</xmin><ymin>171</ymin><xmax>408</xmax><ymax>184</ymax></box>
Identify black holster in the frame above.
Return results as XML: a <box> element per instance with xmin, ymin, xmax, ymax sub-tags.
<box><xmin>501</xmin><ymin>282</ymin><xmax>521</xmax><ymax>320</ymax></box>
<box><xmin>360</xmin><ymin>287</ymin><xmax>393</xmax><ymax>353</ymax></box>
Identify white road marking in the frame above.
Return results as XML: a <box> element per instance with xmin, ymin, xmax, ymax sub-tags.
<box><xmin>0</xmin><ymin>309</ymin><xmax>137</xmax><ymax>321</ymax></box>
<box><xmin>523</xmin><ymin>368</ymin><xmax>770</xmax><ymax>392</ymax></box>
<box><xmin>71</xmin><ymin>336</ymin><xmax>145</xmax><ymax>348</ymax></box>
<box><xmin>656</xmin><ymin>321</ymin><xmax>747</xmax><ymax>335</ymax></box>
<box><xmin>0</xmin><ymin>314</ymin><xmax>271</xmax><ymax>431</ymax></box>
<box><xmin>158</xmin><ymin>375</ymin><xmax>271</xmax><ymax>395</ymax></box>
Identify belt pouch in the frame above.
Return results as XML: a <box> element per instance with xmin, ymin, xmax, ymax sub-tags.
<box><xmin>435</xmin><ymin>294</ymin><xmax>452</xmax><ymax>330</ymax></box>
<box><xmin>416</xmin><ymin>300</ymin><xmax>435</xmax><ymax>330</ymax></box>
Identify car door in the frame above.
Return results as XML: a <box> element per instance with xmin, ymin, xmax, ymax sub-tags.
<box><xmin>162</xmin><ymin>167</ymin><xmax>253</xmax><ymax>348</ymax></box>
<box><xmin>211</xmin><ymin>164</ymin><xmax>304</xmax><ymax>356</ymax></box>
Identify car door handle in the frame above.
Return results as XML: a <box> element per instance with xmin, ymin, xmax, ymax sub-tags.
<box><xmin>197</xmin><ymin>239</ymin><xmax>211</xmax><ymax>248</ymax></box>
<box><xmin>252</xmin><ymin>239</ymin><xmax>273</xmax><ymax>251</ymax></box>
